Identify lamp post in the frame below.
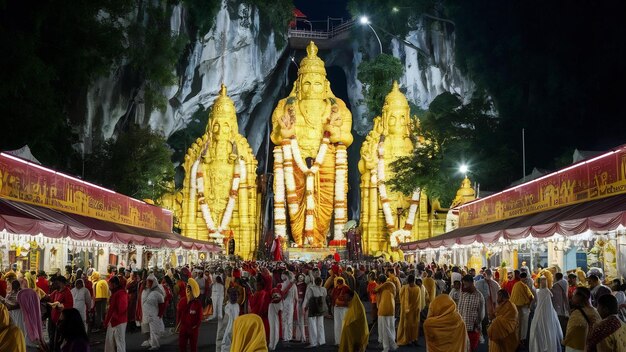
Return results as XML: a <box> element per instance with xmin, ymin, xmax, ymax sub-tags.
<box><xmin>359</xmin><ymin>16</ymin><xmax>383</xmax><ymax>55</ymax></box>
<box><xmin>459</xmin><ymin>164</ymin><xmax>469</xmax><ymax>178</ymax></box>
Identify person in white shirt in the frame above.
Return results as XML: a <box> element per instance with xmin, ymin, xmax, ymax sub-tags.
<box><xmin>220</xmin><ymin>286</ymin><xmax>240</xmax><ymax>352</ymax></box>
<box><xmin>529</xmin><ymin>277</ymin><xmax>563</xmax><ymax>352</ymax></box>
<box><xmin>303</xmin><ymin>276</ymin><xmax>327</xmax><ymax>348</ymax></box>
<box><xmin>70</xmin><ymin>279</ymin><xmax>92</xmax><ymax>331</ymax></box>
<box><xmin>210</xmin><ymin>276</ymin><xmax>225</xmax><ymax>320</ymax></box>
<box><xmin>141</xmin><ymin>274</ymin><xmax>165</xmax><ymax>350</ymax></box>
<box><xmin>280</xmin><ymin>271</ymin><xmax>298</xmax><ymax>342</ymax></box>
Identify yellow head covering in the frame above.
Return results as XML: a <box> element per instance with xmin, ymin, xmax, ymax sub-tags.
<box><xmin>424</xmin><ymin>294</ymin><xmax>467</xmax><ymax>352</ymax></box>
<box><xmin>0</xmin><ymin>304</ymin><xmax>26</xmax><ymax>352</ymax></box>
<box><xmin>91</xmin><ymin>271</ymin><xmax>100</xmax><ymax>282</ymax></box>
<box><xmin>339</xmin><ymin>293</ymin><xmax>369</xmax><ymax>352</ymax></box>
<box><xmin>3</xmin><ymin>272</ymin><xmax>16</xmax><ymax>282</ymax></box>
<box><xmin>187</xmin><ymin>278</ymin><xmax>200</xmax><ymax>302</ymax></box>
<box><xmin>230</xmin><ymin>314</ymin><xmax>268</xmax><ymax>352</ymax></box>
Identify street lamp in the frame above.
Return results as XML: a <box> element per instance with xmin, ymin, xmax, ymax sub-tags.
<box><xmin>459</xmin><ymin>164</ymin><xmax>469</xmax><ymax>177</ymax></box>
<box><xmin>359</xmin><ymin>16</ymin><xmax>383</xmax><ymax>55</ymax></box>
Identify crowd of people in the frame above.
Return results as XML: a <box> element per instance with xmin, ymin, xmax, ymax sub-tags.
<box><xmin>0</xmin><ymin>258</ymin><xmax>625</xmax><ymax>352</ymax></box>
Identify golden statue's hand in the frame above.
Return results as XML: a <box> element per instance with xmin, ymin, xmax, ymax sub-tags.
<box><xmin>323</xmin><ymin>105</ymin><xmax>344</xmax><ymax>143</ymax></box>
<box><xmin>279</xmin><ymin>111</ymin><xmax>295</xmax><ymax>139</ymax></box>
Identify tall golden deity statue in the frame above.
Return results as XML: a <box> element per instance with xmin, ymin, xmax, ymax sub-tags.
<box><xmin>178</xmin><ymin>84</ymin><xmax>258</xmax><ymax>259</ymax></box>
<box><xmin>271</xmin><ymin>41</ymin><xmax>353</xmax><ymax>247</ymax></box>
<box><xmin>359</xmin><ymin>82</ymin><xmax>436</xmax><ymax>257</ymax></box>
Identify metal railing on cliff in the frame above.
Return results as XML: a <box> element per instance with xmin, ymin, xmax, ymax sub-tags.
<box><xmin>288</xmin><ymin>18</ymin><xmax>354</xmax><ymax>49</ymax></box>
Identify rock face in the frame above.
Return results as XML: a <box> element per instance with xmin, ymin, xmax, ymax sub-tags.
<box><xmin>81</xmin><ymin>3</ymin><xmax>473</xmax><ymax>162</ymax></box>
<box><xmin>392</xmin><ymin>19</ymin><xmax>475</xmax><ymax>111</ymax></box>
<box><xmin>82</xmin><ymin>0</ymin><xmax>288</xmax><ymax>153</ymax></box>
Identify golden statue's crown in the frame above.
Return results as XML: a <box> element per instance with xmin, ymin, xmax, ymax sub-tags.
<box><xmin>298</xmin><ymin>41</ymin><xmax>326</xmax><ymax>76</ymax></box>
<box><xmin>208</xmin><ymin>84</ymin><xmax>238</xmax><ymax>129</ymax></box>
<box><xmin>210</xmin><ymin>84</ymin><xmax>237</xmax><ymax>117</ymax></box>
<box><xmin>383</xmin><ymin>81</ymin><xmax>409</xmax><ymax>110</ymax></box>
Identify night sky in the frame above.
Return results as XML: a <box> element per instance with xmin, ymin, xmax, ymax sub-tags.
<box><xmin>293</xmin><ymin>0</ymin><xmax>350</xmax><ymax>22</ymax></box>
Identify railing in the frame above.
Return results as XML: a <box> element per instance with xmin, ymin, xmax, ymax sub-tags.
<box><xmin>288</xmin><ymin>19</ymin><xmax>355</xmax><ymax>41</ymax></box>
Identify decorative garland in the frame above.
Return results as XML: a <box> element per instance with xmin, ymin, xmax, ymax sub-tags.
<box><xmin>333</xmin><ymin>144</ymin><xmax>348</xmax><ymax>239</ymax></box>
<box><xmin>273</xmin><ymin>147</ymin><xmax>287</xmax><ymax>239</ymax></box>
<box><xmin>374</xmin><ymin>136</ymin><xmax>421</xmax><ymax>248</ymax></box>
<box><xmin>191</xmin><ymin>156</ymin><xmax>246</xmax><ymax>244</ymax></box>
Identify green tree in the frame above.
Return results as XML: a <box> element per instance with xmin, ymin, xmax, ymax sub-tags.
<box><xmin>246</xmin><ymin>0</ymin><xmax>294</xmax><ymax>49</ymax></box>
<box><xmin>85</xmin><ymin>125</ymin><xmax>174</xmax><ymax>200</ymax></box>
<box><xmin>389</xmin><ymin>92</ymin><xmax>514</xmax><ymax>206</ymax></box>
<box><xmin>357</xmin><ymin>54</ymin><xmax>404</xmax><ymax>119</ymax></box>
<box><xmin>0</xmin><ymin>1</ymin><xmax>132</xmax><ymax>169</ymax></box>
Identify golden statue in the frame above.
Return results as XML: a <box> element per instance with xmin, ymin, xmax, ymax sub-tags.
<box><xmin>176</xmin><ymin>84</ymin><xmax>258</xmax><ymax>259</ymax></box>
<box><xmin>155</xmin><ymin>181</ymin><xmax>183</xmax><ymax>228</ymax></box>
<box><xmin>450</xmin><ymin>176</ymin><xmax>476</xmax><ymax>208</ymax></box>
<box><xmin>358</xmin><ymin>82</ymin><xmax>443</xmax><ymax>256</ymax></box>
<box><xmin>271</xmin><ymin>41</ymin><xmax>353</xmax><ymax>247</ymax></box>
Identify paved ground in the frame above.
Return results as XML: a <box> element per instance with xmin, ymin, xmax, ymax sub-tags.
<box><xmin>28</xmin><ymin>302</ymin><xmax>506</xmax><ymax>351</ymax></box>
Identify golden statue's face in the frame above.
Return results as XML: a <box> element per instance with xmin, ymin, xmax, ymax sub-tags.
<box><xmin>387</xmin><ymin>108</ymin><xmax>407</xmax><ymax>135</ymax></box>
<box><xmin>299</xmin><ymin>73</ymin><xmax>325</xmax><ymax>100</ymax></box>
<box><xmin>211</xmin><ymin>118</ymin><xmax>231</xmax><ymax>141</ymax></box>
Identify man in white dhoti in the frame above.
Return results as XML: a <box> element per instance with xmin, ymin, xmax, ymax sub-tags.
<box><xmin>70</xmin><ymin>279</ymin><xmax>92</xmax><ymax>332</ymax></box>
<box><xmin>529</xmin><ymin>277</ymin><xmax>563</xmax><ymax>352</ymax></box>
<box><xmin>210</xmin><ymin>276</ymin><xmax>225</xmax><ymax>321</ymax></box>
<box><xmin>280</xmin><ymin>271</ymin><xmax>298</xmax><ymax>342</ymax></box>
<box><xmin>141</xmin><ymin>274</ymin><xmax>165</xmax><ymax>350</ymax></box>
<box><xmin>221</xmin><ymin>286</ymin><xmax>240</xmax><ymax>352</ymax></box>
<box><xmin>268</xmin><ymin>287</ymin><xmax>283</xmax><ymax>350</ymax></box>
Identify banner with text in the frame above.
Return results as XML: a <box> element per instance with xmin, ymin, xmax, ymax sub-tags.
<box><xmin>459</xmin><ymin>145</ymin><xmax>626</xmax><ymax>227</ymax></box>
<box><xmin>0</xmin><ymin>153</ymin><xmax>172</xmax><ymax>232</ymax></box>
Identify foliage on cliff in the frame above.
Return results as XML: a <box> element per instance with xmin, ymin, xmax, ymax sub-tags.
<box><xmin>349</xmin><ymin>0</ymin><xmax>626</xmax><ymax>178</ymax></box>
<box><xmin>389</xmin><ymin>92</ymin><xmax>514</xmax><ymax>206</ymax></box>
<box><xmin>357</xmin><ymin>54</ymin><xmax>404</xmax><ymax>120</ymax></box>
<box><xmin>84</xmin><ymin>124</ymin><xmax>174</xmax><ymax>200</ymax></box>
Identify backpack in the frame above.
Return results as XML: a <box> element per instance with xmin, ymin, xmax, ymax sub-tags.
<box><xmin>308</xmin><ymin>294</ymin><xmax>327</xmax><ymax>317</ymax></box>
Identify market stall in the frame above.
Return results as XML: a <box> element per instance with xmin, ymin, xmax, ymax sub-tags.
<box><xmin>400</xmin><ymin>144</ymin><xmax>626</xmax><ymax>281</ymax></box>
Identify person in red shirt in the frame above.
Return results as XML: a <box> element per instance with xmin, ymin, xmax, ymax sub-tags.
<box><xmin>248</xmin><ymin>277</ymin><xmax>271</xmax><ymax>339</ymax></box>
<box><xmin>504</xmin><ymin>270</ymin><xmax>521</xmax><ymax>295</ymax></box>
<box><xmin>104</xmin><ymin>276</ymin><xmax>128</xmax><ymax>351</ymax></box>
<box><xmin>49</xmin><ymin>276</ymin><xmax>74</xmax><ymax>351</ymax></box>
<box><xmin>178</xmin><ymin>278</ymin><xmax>202</xmax><ymax>352</ymax></box>
<box><xmin>36</xmin><ymin>271</ymin><xmax>49</xmax><ymax>294</ymax></box>
<box><xmin>567</xmin><ymin>273</ymin><xmax>578</xmax><ymax>301</ymax></box>
<box><xmin>0</xmin><ymin>275</ymin><xmax>7</xmax><ymax>298</ymax></box>
<box><xmin>159</xmin><ymin>277</ymin><xmax>173</xmax><ymax>322</ymax></box>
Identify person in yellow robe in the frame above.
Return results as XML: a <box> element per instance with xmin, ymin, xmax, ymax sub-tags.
<box><xmin>422</xmin><ymin>270</ymin><xmax>436</xmax><ymax>306</ymax></box>
<box><xmin>509</xmin><ymin>279</ymin><xmax>534</xmax><ymax>344</ymax></box>
<box><xmin>230</xmin><ymin>314</ymin><xmax>268</xmax><ymax>352</ymax></box>
<box><xmin>0</xmin><ymin>302</ymin><xmax>26</xmax><ymax>352</ymax></box>
<box><xmin>416</xmin><ymin>278</ymin><xmax>426</xmax><ymax>311</ymax></box>
<box><xmin>424</xmin><ymin>294</ymin><xmax>467</xmax><ymax>352</ymax></box>
<box><xmin>488</xmin><ymin>289</ymin><xmax>519</xmax><ymax>352</ymax></box>
<box><xmin>375</xmin><ymin>274</ymin><xmax>398</xmax><ymax>352</ymax></box>
<box><xmin>397</xmin><ymin>274</ymin><xmax>421</xmax><ymax>346</ymax></box>
<box><xmin>339</xmin><ymin>289</ymin><xmax>369</xmax><ymax>352</ymax></box>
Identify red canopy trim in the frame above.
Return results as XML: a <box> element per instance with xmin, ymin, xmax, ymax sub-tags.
<box><xmin>400</xmin><ymin>193</ymin><xmax>626</xmax><ymax>251</ymax></box>
<box><xmin>293</xmin><ymin>8</ymin><xmax>306</xmax><ymax>18</ymax></box>
<box><xmin>0</xmin><ymin>198</ymin><xmax>220</xmax><ymax>252</ymax></box>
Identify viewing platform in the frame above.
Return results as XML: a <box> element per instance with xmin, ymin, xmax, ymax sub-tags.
<box><xmin>288</xmin><ymin>19</ymin><xmax>354</xmax><ymax>50</ymax></box>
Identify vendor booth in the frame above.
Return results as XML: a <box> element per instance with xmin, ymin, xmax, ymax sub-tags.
<box><xmin>0</xmin><ymin>152</ymin><xmax>221</xmax><ymax>274</ymax></box>
<box><xmin>400</xmin><ymin>144</ymin><xmax>626</xmax><ymax>281</ymax></box>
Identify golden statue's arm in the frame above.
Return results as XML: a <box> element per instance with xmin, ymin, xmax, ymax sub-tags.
<box><xmin>328</xmin><ymin>99</ymin><xmax>353</xmax><ymax>146</ymax></box>
<box><xmin>270</xmin><ymin>98</ymin><xmax>289</xmax><ymax>145</ymax></box>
